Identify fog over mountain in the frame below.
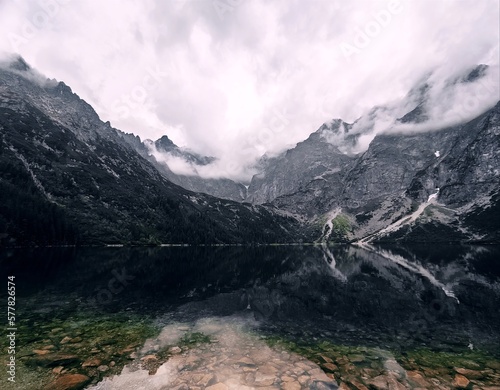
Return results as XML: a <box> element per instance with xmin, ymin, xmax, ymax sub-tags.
<box><xmin>3</xmin><ymin>4</ymin><xmax>500</xmax><ymax>390</ymax></box>
<box><xmin>1</xmin><ymin>0</ymin><xmax>499</xmax><ymax>246</ymax></box>
<box><xmin>1</xmin><ymin>0</ymin><xmax>498</xmax><ymax>181</ymax></box>
<box><xmin>1</xmin><ymin>55</ymin><xmax>498</xmax><ymax>246</ymax></box>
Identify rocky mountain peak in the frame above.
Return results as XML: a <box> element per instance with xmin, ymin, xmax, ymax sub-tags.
<box><xmin>462</xmin><ymin>64</ymin><xmax>489</xmax><ymax>83</ymax></box>
<box><xmin>155</xmin><ymin>135</ymin><xmax>177</xmax><ymax>152</ymax></box>
<box><xmin>0</xmin><ymin>54</ymin><xmax>31</xmax><ymax>72</ymax></box>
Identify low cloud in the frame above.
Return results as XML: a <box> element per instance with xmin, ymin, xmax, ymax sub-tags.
<box><xmin>146</xmin><ymin>142</ymin><xmax>257</xmax><ymax>182</ymax></box>
<box><xmin>0</xmin><ymin>0</ymin><xmax>498</xmax><ymax>181</ymax></box>
<box><xmin>383</xmin><ymin>64</ymin><xmax>500</xmax><ymax>134</ymax></box>
<box><xmin>322</xmin><ymin>64</ymin><xmax>500</xmax><ymax>155</ymax></box>
<box><xmin>0</xmin><ymin>53</ymin><xmax>58</xmax><ymax>88</ymax></box>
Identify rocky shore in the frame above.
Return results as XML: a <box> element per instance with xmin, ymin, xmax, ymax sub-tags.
<box><xmin>15</xmin><ymin>308</ymin><xmax>500</xmax><ymax>390</ymax></box>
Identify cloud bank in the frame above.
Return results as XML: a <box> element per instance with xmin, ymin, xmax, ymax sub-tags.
<box><xmin>1</xmin><ymin>0</ymin><xmax>498</xmax><ymax>180</ymax></box>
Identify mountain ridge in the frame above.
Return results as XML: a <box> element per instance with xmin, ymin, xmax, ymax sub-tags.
<box><xmin>0</xmin><ymin>56</ymin><xmax>300</xmax><ymax>246</ymax></box>
<box><xmin>244</xmin><ymin>63</ymin><xmax>499</xmax><ymax>243</ymax></box>
<box><xmin>264</xmin><ymin>101</ymin><xmax>500</xmax><ymax>243</ymax></box>
<box><xmin>1</xmin><ymin>55</ymin><xmax>498</xmax><ymax>245</ymax></box>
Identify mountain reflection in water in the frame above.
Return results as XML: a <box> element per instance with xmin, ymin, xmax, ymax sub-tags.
<box><xmin>2</xmin><ymin>244</ymin><xmax>499</xmax><ymax>355</ymax></box>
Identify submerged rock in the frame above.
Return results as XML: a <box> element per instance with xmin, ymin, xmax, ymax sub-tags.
<box><xmin>32</xmin><ymin>353</ymin><xmax>79</xmax><ymax>367</ymax></box>
<box><xmin>86</xmin><ymin>317</ymin><xmax>339</xmax><ymax>389</ymax></box>
<box><xmin>43</xmin><ymin>373</ymin><xmax>90</xmax><ymax>390</ymax></box>
<box><xmin>454</xmin><ymin>367</ymin><xmax>484</xmax><ymax>379</ymax></box>
<box><xmin>282</xmin><ymin>381</ymin><xmax>302</xmax><ymax>390</ymax></box>
<box><xmin>33</xmin><ymin>349</ymin><xmax>52</xmax><ymax>355</ymax></box>
<box><xmin>52</xmin><ymin>366</ymin><xmax>64</xmax><ymax>375</ymax></box>
<box><xmin>82</xmin><ymin>358</ymin><xmax>101</xmax><ymax>368</ymax></box>
<box><xmin>452</xmin><ymin>373</ymin><xmax>470</xmax><ymax>388</ymax></box>
<box><xmin>205</xmin><ymin>383</ymin><xmax>228</xmax><ymax>390</ymax></box>
<box><xmin>60</xmin><ymin>336</ymin><xmax>72</xmax><ymax>345</ymax></box>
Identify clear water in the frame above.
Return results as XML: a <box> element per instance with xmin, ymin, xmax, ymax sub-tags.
<box><xmin>2</xmin><ymin>244</ymin><xmax>500</xmax><ymax>388</ymax></box>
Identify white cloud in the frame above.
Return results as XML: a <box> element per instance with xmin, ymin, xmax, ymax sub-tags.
<box><xmin>386</xmin><ymin>64</ymin><xmax>500</xmax><ymax>134</ymax></box>
<box><xmin>1</xmin><ymin>0</ymin><xmax>498</xmax><ymax>181</ymax></box>
<box><xmin>146</xmin><ymin>141</ymin><xmax>257</xmax><ymax>181</ymax></box>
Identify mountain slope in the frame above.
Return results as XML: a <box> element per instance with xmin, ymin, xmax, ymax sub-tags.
<box><xmin>1</xmin><ymin>56</ymin><xmax>497</xmax><ymax>246</ymax></box>
<box><xmin>0</xmin><ymin>56</ymin><xmax>299</xmax><ymax>246</ymax></box>
<box><xmin>246</xmin><ymin>66</ymin><xmax>500</xmax><ymax>243</ymax></box>
<box><xmin>350</xmin><ymin>102</ymin><xmax>500</xmax><ymax>243</ymax></box>
<box><xmin>246</xmin><ymin>119</ymin><xmax>356</xmax><ymax>207</ymax></box>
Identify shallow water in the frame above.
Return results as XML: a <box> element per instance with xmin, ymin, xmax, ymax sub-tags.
<box><xmin>2</xmin><ymin>244</ymin><xmax>500</xmax><ymax>389</ymax></box>
<box><xmin>86</xmin><ymin>316</ymin><xmax>340</xmax><ymax>389</ymax></box>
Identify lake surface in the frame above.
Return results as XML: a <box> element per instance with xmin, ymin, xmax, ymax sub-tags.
<box><xmin>2</xmin><ymin>244</ymin><xmax>500</xmax><ymax>389</ymax></box>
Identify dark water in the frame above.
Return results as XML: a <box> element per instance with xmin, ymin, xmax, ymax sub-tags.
<box><xmin>2</xmin><ymin>244</ymin><xmax>500</xmax><ymax>355</ymax></box>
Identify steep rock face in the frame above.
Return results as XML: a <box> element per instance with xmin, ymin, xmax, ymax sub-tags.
<box><xmin>0</xmin><ymin>56</ymin><xmax>299</xmax><ymax>246</ymax></box>
<box><xmin>427</xmin><ymin>108</ymin><xmax>500</xmax><ymax>207</ymax></box>
<box><xmin>342</xmin><ymin>130</ymin><xmax>451</xmax><ymax>203</ymax></box>
<box><xmin>247</xmin><ymin>120</ymin><xmax>356</xmax><ymax>207</ymax></box>
<box><xmin>344</xmin><ymin>104</ymin><xmax>500</xmax><ymax>243</ymax></box>
<box><xmin>246</xmin><ymin>64</ymin><xmax>499</xmax><ymax>243</ymax></box>
<box><xmin>396</xmin><ymin>104</ymin><xmax>500</xmax><ymax>242</ymax></box>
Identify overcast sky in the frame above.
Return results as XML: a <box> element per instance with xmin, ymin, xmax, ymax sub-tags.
<box><xmin>1</xmin><ymin>0</ymin><xmax>499</xmax><ymax>180</ymax></box>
